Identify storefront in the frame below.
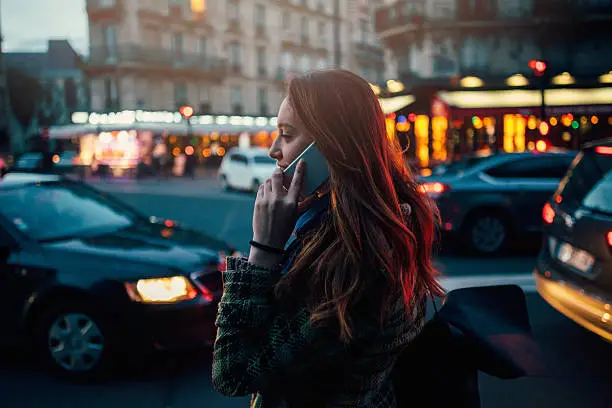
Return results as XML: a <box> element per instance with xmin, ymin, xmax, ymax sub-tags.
<box><xmin>49</xmin><ymin>111</ymin><xmax>278</xmax><ymax>177</ymax></box>
<box><xmin>385</xmin><ymin>85</ymin><xmax>612</xmax><ymax>170</ymax></box>
<box><xmin>437</xmin><ymin>87</ymin><xmax>612</xmax><ymax>157</ymax></box>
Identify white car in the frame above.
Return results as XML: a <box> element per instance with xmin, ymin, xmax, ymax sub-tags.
<box><xmin>219</xmin><ymin>147</ymin><xmax>277</xmax><ymax>192</ymax></box>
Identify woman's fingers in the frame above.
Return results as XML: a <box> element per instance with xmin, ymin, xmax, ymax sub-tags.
<box><xmin>287</xmin><ymin>159</ymin><xmax>305</xmax><ymax>202</ymax></box>
<box><xmin>270</xmin><ymin>168</ymin><xmax>284</xmax><ymax>196</ymax></box>
<box><xmin>265</xmin><ymin>178</ymin><xmax>273</xmax><ymax>195</ymax></box>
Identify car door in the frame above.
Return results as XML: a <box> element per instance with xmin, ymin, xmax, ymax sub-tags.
<box><xmin>0</xmin><ymin>222</ymin><xmax>32</xmax><ymax>339</ymax></box>
<box><xmin>232</xmin><ymin>154</ymin><xmax>250</xmax><ymax>189</ymax></box>
<box><xmin>484</xmin><ymin>156</ymin><xmax>574</xmax><ymax>232</ymax></box>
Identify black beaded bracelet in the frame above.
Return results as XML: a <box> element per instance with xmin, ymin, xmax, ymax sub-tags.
<box><xmin>249</xmin><ymin>240</ymin><xmax>286</xmax><ymax>255</ymax></box>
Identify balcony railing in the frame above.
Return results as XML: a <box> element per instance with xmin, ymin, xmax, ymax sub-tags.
<box><xmin>88</xmin><ymin>45</ymin><xmax>227</xmax><ymax>74</ymax></box>
<box><xmin>87</xmin><ymin>0</ymin><xmax>123</xmax><ymax>19</ymax></box>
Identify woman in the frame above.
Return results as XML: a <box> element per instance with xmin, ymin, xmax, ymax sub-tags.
<box><xmin>212</xmin><ymin>69</ymin><xmax>444</xmax><ymax>407</ymax></box>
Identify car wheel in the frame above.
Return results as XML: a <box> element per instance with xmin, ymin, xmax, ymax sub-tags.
<box><xmin>220</xmin><ymin>174</ymin><xmax>231</xmax><ymax>191</ymax></box>
<box><xmin>252</xmin><ymin>179</ymin><xmax>261</xmax><ymax>194</ymax></box>
<box><xmin>465</xmin><ymin>213</ymin><xmax>509</xmax><ymax>255</ymax></box>
<box><xmin>33</xmin><ymin>303</ymin><xmax>114</xmax><ymax>381</ymax></box>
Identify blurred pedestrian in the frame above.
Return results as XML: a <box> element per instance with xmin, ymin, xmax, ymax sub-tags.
<box><xmin>212</xmin><ymin>69</ymin><xmax>444</xmax><ymax>407</ymax></box>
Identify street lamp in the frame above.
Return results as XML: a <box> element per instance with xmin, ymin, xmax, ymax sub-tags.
<box><xmin>179</xmin><ymin>105</ymin><xmax>195</xmax><ymax>178</ymax></box>
<box><xmin>528</xmin><ymin>59</ymin><xmax>549</xmax><ymax>120</ymax></box>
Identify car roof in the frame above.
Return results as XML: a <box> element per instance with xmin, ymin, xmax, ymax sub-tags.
<box><xmin>583</xmin><ymin>137</ymin><xmax>612</xmax><ymax>150</ymax></box>
<box><xmin>0</xmin><ymin>172</ymin><xmax>62</xmax><ymax>189</ymax></box>
<box><xmin>226</xmin><ymin>147</ymin><xmax>270</xmax><ymax>158</ymax></box>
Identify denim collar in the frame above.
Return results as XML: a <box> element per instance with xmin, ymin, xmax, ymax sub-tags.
<box><xmin>281</xmin><ymin>194</ymin><xmax>331</xmax><ymax>274</ymax></box>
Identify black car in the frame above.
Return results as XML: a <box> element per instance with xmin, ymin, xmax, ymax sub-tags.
<box><xmin>534</xmin><ymin>139</ymin><xmax>612</xmax><ymax>342</ymax></box>
<box><xmin>0</xmin><ymin>172</ymin><xmax>236</xmax><ymax>379</ymax></box>
<box><xmin>419</xmin><ymin>151</ymin><xmax>577</xmax><ymax>254</ymax></box>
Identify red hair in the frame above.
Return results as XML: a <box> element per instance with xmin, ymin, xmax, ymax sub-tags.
<box><xmin>275</xmin><ymin>69</ymin><xmax>444</xmax><ymax>342</ymax></box>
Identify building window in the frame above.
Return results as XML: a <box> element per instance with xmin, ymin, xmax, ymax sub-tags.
<box><xmin>103</xmin><ymin>78</ymin><xmax>118</xmax><ymax>110</ymax></box>
<box><xmin>318</xmin><ymin>21</ymin><xmax>326</xmax><ymax>47</ymax></box>
<box><xmin>360</xmin><ymin>19</ymin><xmax>368</xmax><ymax>44</ymax></box>
<box><xmin>175</xmin><ymin>82</ymin><xmax>187</xmax><ymax>106</ymax></box>
<box><xmin>257</xmin><ymin>47</ymin><xmax>266</xmax><ymax>76</ymax></box>
<box><xmin>255</xmin><ymin>4</ymin><xmax>265</xmax><ymax>28</ymax></box>
<box><xmin>281</xmin><ymin>51</ymin><xmax>292</xmax><ymax>71</ymax></box>
<box><xmin>231</xmin><ymin>86</ymin><xmax>242</xmax><ymax>114</ymax></box>
<box><xmin>199</xmin><ymin>37</ymin><xmax>207</xmax><ymax>57</ymax></box>
<box><xmin>172</xmin><ymin>33</ymin><xmax>183</xmax><ymax>61</ymax></box>
<box><xmin>258</xmin><ymin>87</ymin><xmax>267</xmax><ymax>115</ymax></box>
<box><xmin>190</xmin><ymin>0</ymin><xmax>206</xmax><ymax>15</ymax></box>
<box><xmin>300</xmin><ymin>55</ymin><xmax>310</xmax><ymax>72</ymax></box>
<box><xmin>227</xmin><ymin>0</ymin><xmax>238</xmax><ymax>21</ymax></box>
<box><xmin>102</xmin><ymin>25</ymin><xmax>117</xmax><ymax>60</ymax></box>
<box><xmin>301</xmin><ymin>17</ymin><xmax>309</xmax><ymax>43</ymax></box>
<box><xmin>282</xmin><ymin>11</ymin><xmax>291</xmax><ymax>30</ymax></box>
<box><xmin>230</xmin><ymin>42</ymin><xmax>241</xmax><ymax>71</ymax></box>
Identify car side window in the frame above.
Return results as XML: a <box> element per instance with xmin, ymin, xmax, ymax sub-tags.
<box><xmin>485</xmin><ymin>157</ymin><xmax>572</xmax><ymax>179</ymax></box>
<box><xmin>230</xmin><ymin>154</ymin><xmax>248</xmax><ymax>165</ymax></box>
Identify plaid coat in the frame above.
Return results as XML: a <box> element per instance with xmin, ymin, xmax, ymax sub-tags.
<box><xmin>212</xmin><ymin>255</ymin><xmax>426</xmax><ymax>407</ymax></box>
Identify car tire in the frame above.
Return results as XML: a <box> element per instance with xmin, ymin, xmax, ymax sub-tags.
<box><xmin>252</xmin><ymin>179</ymin><xmax>261</xmax><ymax>194</ymax></box>
<box><xmin>463</xmin><ymin>212</ymin><xmax>510</xmax><ymax>255</ymax></box>
<box><xmin>220</xmin><ymin>174</ymin><xmax>231</xmax><ymax>191</ymax></box>
<box><xmin>32</xmin><ymin>302</ymin><xmax>116</xmax><ymax>381</ymax></box>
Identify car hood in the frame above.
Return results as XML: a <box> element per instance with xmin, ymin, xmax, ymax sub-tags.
<box><xmin>417</xmin><ymin>174</ymin><xmax>463</xmax><ymax>184</ymax></box>
<box><xmin>40</xmin><ymin>223</ymin><xmax>231</xmax><ymax>279</ymax></box>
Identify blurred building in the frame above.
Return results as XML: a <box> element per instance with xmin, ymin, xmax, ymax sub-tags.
<box><xmin>85</xmin><ymin>0</ymin><xmax>394</xmax><ymax>115</ymax></box>
<box><xmin>375</xmin><ymin>0</ymin><xmax>612</xmax><ymax>167</ymax></box>
<box><xmin>4</xmin><ymin>40</ymin><xmax>90</xmax><ymax>126</ymax></box>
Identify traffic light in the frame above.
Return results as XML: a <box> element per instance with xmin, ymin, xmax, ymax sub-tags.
<box><xmin>179</xmin><ymin>105</ymin><xmax>194</xmax><ymax>119</ymax></box>
<box><xmin>529</xmin><ymin>59</ymin><xmax>548</xmax><ymax>77</ymax></box>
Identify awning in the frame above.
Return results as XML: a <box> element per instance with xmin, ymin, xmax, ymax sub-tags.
<box><xmin>48</xmin><ymin>122</ymin><xmax>278</xmax><ymax>139</ymax></box>
<box><xmin>437</xmin><ymin>87</ymin><xmax>612</xmax><ymax>110</ymax></box>
<box><xmin>378</xmin><ymin>95</ymin><xmax>415</xmax><ymax>114</ymax></box>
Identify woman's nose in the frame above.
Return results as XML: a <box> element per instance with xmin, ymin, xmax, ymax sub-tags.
<box><xmin>269</xmin><ymin>142</ymin><xmax>282</xmax><ymax>160</ymax></box>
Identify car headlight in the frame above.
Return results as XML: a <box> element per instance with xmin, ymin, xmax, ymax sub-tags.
<box><xmin>125</xmin><ymin>276</ymin><xmax>198</xmax><ymax>303</ymax></box>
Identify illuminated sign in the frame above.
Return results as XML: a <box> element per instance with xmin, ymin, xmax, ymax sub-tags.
<box><xmin>71</xmin><ymin>111</ymin><xmax>278</xmax><ymax>127</ymax></box>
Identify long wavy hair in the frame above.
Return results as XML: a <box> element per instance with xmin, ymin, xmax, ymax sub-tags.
<box><xmin>274</xmin><ymin>69</ymin><xmax>444</xmax><ymax>342</ymax></box>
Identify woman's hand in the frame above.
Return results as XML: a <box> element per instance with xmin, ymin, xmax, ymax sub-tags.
<box><xmin>252</xmin><ymin>160</ymin><xmax>305</xmax><ymax>249</ymax></box>
<box><xmin>248</xmin><ymin>160</ymin><xmax>305</xmax><ymax>268</ymax></box>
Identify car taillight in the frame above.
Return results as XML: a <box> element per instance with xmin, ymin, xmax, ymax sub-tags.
<box><xmin>595</xmin><ymin>146</ymin><xmax>612</xmax><ymax>155</ymax></box>
<box><xmin>543</xmin><ymin>202</ymin><xmax>555</xmax><ymax>224</ymax></box>
<box><xmin>418</xmin><ymin>182</ymin><xmax>449</xmax><ymax>196</ymax></box>
<box><xmin>607</xmin><ymin>231</ymin><xmax>612</xmax><ymax>247</ymax></box>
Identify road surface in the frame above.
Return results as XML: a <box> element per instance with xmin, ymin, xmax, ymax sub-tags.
<box><xmin>1</xmin><ymin>177</ymin><xmax>610</xmax><ymax>408</ymax></box>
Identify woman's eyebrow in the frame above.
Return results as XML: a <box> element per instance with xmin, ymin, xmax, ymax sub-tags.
<box><xmin>277</xmin><ymin>123</ymin><xmax>296</xmax><ymax>130</ymax></box>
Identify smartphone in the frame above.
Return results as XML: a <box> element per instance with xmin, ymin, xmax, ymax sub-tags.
<box><xmin>282</xmin><ymin>142</ymin><xmax>329</xmax><ymax>197</ymax></box>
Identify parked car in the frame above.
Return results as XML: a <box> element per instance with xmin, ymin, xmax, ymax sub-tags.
<box><xmin>419</xmin><ymin>151</ymin><xmax>577</xmax><ymax>254</ymax></box>
<box><xmin>219</xmin><ymin>147</ymin><xmax>277</xmax><ymax>193</ymax></box>
<box><xmin>534</xmin><ymin>139</ymin><xmax>612</xmax><ymax>342</ymax></box>
<box><xmin>12</xmin><ymin>151</ymin><xmax>81</xmax><ymax>175</ymax></box>
<box><xmin>0</xmin><ymin>172</ymin><xmax>236</xmax><ymax>379</ymax></box>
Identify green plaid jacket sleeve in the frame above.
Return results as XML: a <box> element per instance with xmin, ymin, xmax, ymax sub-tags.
<box><xmin>212</xmin><ymin>256</ymin><xmax>343</xmax><ymax>397</ymax></box>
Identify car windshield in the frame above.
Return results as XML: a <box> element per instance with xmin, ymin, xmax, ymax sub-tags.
<box><xmin>0</xmin><ymin>181</ymin><xmax>138</xmax><ymax>241</ymax></box>
<box><xmin>253</xmin><ymin>155</ymin><xmax>275</xmax><ymax>165</ymax></box>
<box><xmin>556</xmin><ymin>149</ymin><xmax>612</xmax><ymax>214</ymax></box>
